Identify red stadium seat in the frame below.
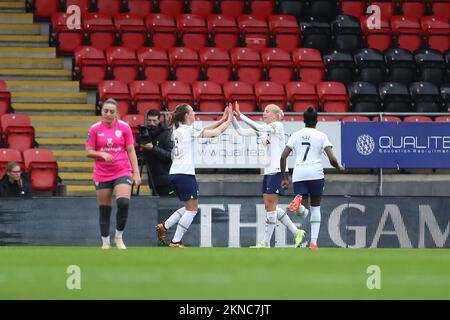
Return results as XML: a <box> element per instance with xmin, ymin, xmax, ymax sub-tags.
<box><xmin>341</xmin><ymin>115</ymin><xmax>371</xmax><ymax>122</ymax></box>
<box><xmin>0</xmin><ymin>80</ymin><xmax>11</xmax><ymax>116</ymax></box>
<box><xmin>268</xmin><ymin>15</ymin><xmax>301</xmax><ymax>51</ymax></box>
<box><xmin>361</xmin><ymin>16</ymin><xmax>392</xmax><ymax>52</ymax></box>
<box><xmin>231</xmin><ymin>47</ymin><xmax>263</xmax><ymax>84</ymax></box>
<box><xmin>261</xmin><ymin>48</ymin><xmax>294</xmax><ymax>84</ymax></box>
<box><xmin>129</xmin><ymin>80</ymin><xmax>162</xmax><ymax>115</ymax></box>
<box><xmin>372</xmin><ymin>115</ymin><xmax>402</xmax><ymax>122</ymax></box>
<box><xmin>435</xmin><ymin>116</ymin><xmax>450</xmax><ymax>122</ymax></box>
<box><xmin>285</xmin><ymin>82</ymin><xmax>319</xmax><ymax>112</ymax></box>
<box><xmin>169</xmin><ymin>47</ymin><xmax>201</xmax><ymax>84</ymax></box>
<box><xmin>189</xmin><ymin>0</ymin><xmax>215</xmax><ymax>16</ymax></box>
<box><xmin>160</xmin><ymin>81</ymin><xmax>193</xmax><ymax>111</ymax></box>
<box><xmin>367</xmin><ymin>1</ymin><xmax>395</xmax><ymax>19</ymax></box>
<box><xmin>0</xmin><ymin>148</ymin><xmax>23</xmax><ymax>179</ymax></box>
<box><xmin>340</xmin><ymin>0</ymin><xmax>365</xmax><ymax>19</ymax></box>
<box><xmin>237</xmin><ymin>15</ymin><xmax>270</xmax><ymax>50</ymax></box>
<box><xmin>158</xmin><ymin>0</ymin><xmax>185</xmax><ymax>15</ymax></box>
<box><xmin>431</xmin><ymin>1</ymin><xmax>450</xmax><ymax>20</ymax></box>
<box><xmin>137</xmin><ymin>47</ymin><xmax>169</xmax><ymax>84</ymax></box>
<box><xmin>421</xmin><ymin>17</ymin><xmax>450</xmax><ymax>54</ymax></box>
<box><xmin>223</xmin><ymin>81</ymin><xmax>257</xmax><ymax>112</ymax></box>
<box><xmin>316</xmin><ymin>82</ymin><xmax>349</xmax><ymax>113</ymax></box>
<box><xmin>207</xmin><ymin>14</ymin><xmax>239</xmax><ymax>49</ymax></box>
<box><xmin>254</xmin><ymin>81</ymin><xmax>287</xmax><ymax>111</ymax></box>
<box><xmin>33</xmin><ymin>0</ymin><xmax>60</xmax><ymax>21</ymax></box>
<box><xmin>127</xmin><ymin>0</ymin><xmax>154</xmax><ymax>16</ymax></box>
<box><xmin>65</xmin><ymin>0</ymin><xmax>91</xmax><ymax>14</ymax></box>
<box><xmin>219</xmin><ymin>0</ymin><xmax>245</xmax><ymax>17</ymax></box>
<box><xmin>391</xmin><ymin>16</ymin><xmax>422</xmax><ymax>52</ymax></box>
<box><xmin>176</xmin><ymin>14</ymin><xmax>208</xmax><ymax>50</ymax></box>
<box><xmin>249</xmin><ymin>0</ymin><xmax>275</xmax><ymax>18</ymax></box>
<box><xmin>192</xmin><ymin>81</ymin><xmax>226</xmax><ymax>112</ymax></box>
<box><xmin>96</xmin><ymin>0</ymin><xmax>122</xmax><ymax>15</ymax></box>
<box><xmin>22</xmin><ymin>148</ymin><xmax>58</xmax><ymax>193</ymax></box>
<box><xmin>114</xmin><ymin>13</ymin><xmax>147</xmax><ymax>50</ymax></box>
<box><xmin>74</xmin><ymin>46</ymin><xmax>107</xmax><ymax>89</ymax></box>
<box><xmin>403</xmin><ymin>115</ymin><xmax>433</xmax><ymax>122</ymax></box>
<box><xmin>50</xmin><ymin>13</ymin><xmax>84</xmax><ymax>55</ymax></box>
<box><xmin>199</xmin><ymin>47</ymin><xmax>232</xmax><ymax>84</ymax></box>
<box><xmin>317</xmin><ymin>115</ymin><xmax>341</xmax><ymax>121</ymax></box>
<box><xmin>83</xmin><ymin>13</ymin><xmax>116</xmax><ymax>50</ymax></box>
<box><xmin>195</xmin><ymin>114</ymin><xmax>220</xmax><ymax>121</ymax></box>
<box><xmin>401</xmin><ymin>0</ymin><xmax>426</xmax><ymax>19</ymax></box>
<box><xmin>98</xmin><ymin>80</ymin><xmax>132</xmax><ymax>116</ymax></box>
<box><xmin>122</xmin><ymin>114</ymin><xmax>145</xmax><ymax>142</ymax></box>
<box><xmin>284</xmin><ymin>115</ymin><xmax>304</xmax><ymax>122</ymax></box>
<box><xmin>145</xmin><ymin>14</ymin><xmax>177</xmax><ymax>50</ymax></box>
<box><xmin>0</xmin><ymin>114</ymin><xmax>35</xmax><ymax>152</ymax></box>
<box><xmin>106</xmin><ymin>46</ymin><xmax>139</xmax><ymax>84</ymax></box>
<box><xmin>292</xmin><ymin>48</ymin><xmax>324</xmax><ymax>85</ymax></box>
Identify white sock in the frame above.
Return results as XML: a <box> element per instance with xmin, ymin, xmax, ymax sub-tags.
<box><xmin>172</xmin><ymin>210</ymin><xmax>197</xmax><ymax>243</ymax></box>
<box><xmin>164</xmin><ymin>207</ymin><xmax>186</xmax><ymax>229</ymax></box>
<box><xmin>276</xmin><ymin>207</ymin><xmax>299</xmax><ymax>235</ymax></box>
<box><xmin>262</xmin><ymin>211</ymin><xmax>277</xmax><ymax>246</ymax></box>
<box><xmin>297</xmin><ymin>204</ymin><xmax>308</xmax><ymax>216</ymax></box>
<box><xmin>102</xmin><ymin>236</ymin><xmax>110</xmax><ymax>245</ymax></box>
<box><xmin>115</xmin><ymin>230</ymin><xmax>123</xmax><ymax>238</ymax></box>
<box><xmin>310</xmin><ymin>206</ymin><xmax>321</xmax><ymax>244</ymax></box>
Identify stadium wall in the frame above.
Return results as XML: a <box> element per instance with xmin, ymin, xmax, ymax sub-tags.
<box><xmin>1</xmin><ymin>197</ymin><xmax>449</xmax><ymax>248</ymax></box>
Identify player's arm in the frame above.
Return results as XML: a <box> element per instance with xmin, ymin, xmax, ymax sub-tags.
<box><xmin>280</xmin><ymin>146</ymin><xmax>292</xmax><ymax>189</ymax></box>
<box><xmin>126</xmin><ymin>144</ymin><xmax>141</xmax><ymax>186</ymax></box>
<box><xmin>232</xmin><ymin>116</ymin><xmax>256</xmax><ymax>136</ymax></box>
<box><xmin>86</xmin><ymin>146</ymin><xmax>113</xmax><ymax>162</ymax></box>
<box><xmin>324</xmin><ymin>146</ymin><xmax>345</xmax><ymax>172</ymax></box>
<box><xmin>201</xmin><ymin>107</ymin><xmax>232</xmax><ymax>138</ymax></box>
<box><xmin>202</xmin><ymin>104</ymin><xmax>231</xmax><ymax>130</ymax></box>
<box><xmin>233</xmin><ymin>101</ymin><xmax>274</xmax><ymax>133</ymax></box>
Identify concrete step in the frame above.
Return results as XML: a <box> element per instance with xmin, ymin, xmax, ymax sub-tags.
<box><xmin>58</xmin><ymin>161</ymin><xmax>93</xmax><ymax>173</ymax></box>
<box><xmin>0</xmin><ymin>34</ymin><xmax>48</xmax><ymax>46</ymax></box>
<box><xmin>53</xmin><ymin>149</ymin><xmax>87</xmax><ymax>162</ymax></box>
<box><xmin>35</xmin><ymin>126</ymin><xmax>88</xmax><ymax>138</ymax></box>
<box><xmin>60</xmin><ymin>172</ymin><xmax>93</xmax><ymax>180</ymax></box>
<box><xmin>64</xmin><ymin>184</ymin><xmax>151</xmax><ymax>196</ymax></box>
<box><xmin>36</xmin><ymin>137</ymin><xmax>86</xmax><ymax>150</ymax></box>
<box><xmin>0</xmin><ymin>57</ymin><xmax>64</xmax><ymax>69</ymax></box>
<box><xmin>0</xmin><ymin>24</ymin><xmax>40</xmax><ymax>35</ymax></box>
<box><xmin>0</xmin><ymin>68</ymin><xmax>72</xmax><ymax>80</ymax></box>
<box><xmin>11</xmin><ymin>91</ymin><xmax>88</xmax><ymax>103</ymax></box>
<box><xmin>30</xmin><ymin>115</ymin><xmax>100</xmax><ymax>127</ymax></box>
<box><xmin>0</xmin><ymin>12</ymin><xmax>32</xmax><ymax>23</ymax></box>
<box><xmin>7</xmin><ymin>80</ymin><xmax>80</xmax><ymax>92</ymax></box>
<box><xmin>0</xmin><ymin>1</ymin><xmax>26</xmax><ymax>12</ymax></box>
<box><xmin>0</xmin><ymin>47</ymin><xmax>55</xmax><ymax>58</ymax></box>
<box><xmin>13</xmin><ymin>103</ymin><xmax>94</xmax><ymax>115</ymax></box>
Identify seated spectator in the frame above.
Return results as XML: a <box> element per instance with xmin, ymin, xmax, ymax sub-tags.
<box><xmin>0</xmin><ymin>162</ymin><xmax>32</xmax><ymax>197</ymax></box>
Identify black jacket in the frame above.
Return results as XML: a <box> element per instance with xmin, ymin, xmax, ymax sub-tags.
<box><xmin>142</xmin><ymin>123</ymin><xmax>173</xmax><ymax>187</ymax></box>
<box><xmin>0</xmin><ymin>174</ymin><xmax>32</xmax><ymax>197</ymax></box>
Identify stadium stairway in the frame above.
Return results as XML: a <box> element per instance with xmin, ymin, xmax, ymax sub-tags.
<box><xmin>0</xmin><ymin>1</ymin><xmax>150</xmax><ymax>196</ymax></box>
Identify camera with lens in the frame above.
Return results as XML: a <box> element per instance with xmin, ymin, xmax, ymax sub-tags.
<box><xmin>137</xmin><ymin>125</ymin><xmax>157</xmax><ymax>145</ymax></box>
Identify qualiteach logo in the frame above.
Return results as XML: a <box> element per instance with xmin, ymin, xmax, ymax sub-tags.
<box><xmin>356</xmin><ymin>134</ymin><xmax>375</xmax><ymax>156</ymax></box>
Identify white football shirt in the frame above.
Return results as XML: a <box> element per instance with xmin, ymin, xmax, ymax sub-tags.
<box><xmin>286</xmin><ymin>127</ymin><xmax>332</xmax><ymax>182</ymax></box>
<box><xmin>169</xmin><ymin>124</ymin><xmax>204</xmax><ymax>175</ymax></box>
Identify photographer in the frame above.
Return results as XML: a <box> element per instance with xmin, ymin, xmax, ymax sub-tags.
<box><xmin>140</xmin><ymin>109</ymin><xmax>174</xmax><ymax>196</ymax></box>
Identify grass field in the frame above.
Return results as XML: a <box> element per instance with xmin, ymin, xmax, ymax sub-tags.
<box><xmin>0</xmin><ymin>247</ymin><xmax>449</xmax><ymax>300</ymax></box>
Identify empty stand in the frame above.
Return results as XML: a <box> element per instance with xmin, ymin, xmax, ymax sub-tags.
<box><xmin>83</xmin><ymin>13</ymin><xmax>116</xmax><ymax>50</ymax></box>
<box><xmin>22</xmin><ymin>148</ymin><xmax>58</xmax><ymax>193</ymax></box>
<box><xmin>160</xmin><ymin>81</ymin><xmax>193</xmax><ymax>111</ymax></box>
<box><xmin>192</xmin><ymin>81</ymin><xmax>226</xmax><ymax>112</ymax></box>
<box><xmin>421</xmin><ymin>16</ymin><xmax>450</xmax><ymax>54</ymax></box>
<box><xmin>384</xmin><ymin>48</ymin><xmax>416</xmax><ymax>84</ymax></box>
<box><xmin>323</xmin><ymin>51</ymin><xmax>355</xmax><ymax>85</ymax></box>
<box><xmin>254</xmin><ymin>81</ymin><xmax>287</xmax><ymax>110</ymax></box>
<box><xmin>285</xmin><ymin>81</ymin><xmax>318</xmax><ymax>112</ymax></box>
<box><xmin>300</xmin><ymin>20</ymin><xmax>331</xmax><ymax>53</ymax></box>
<box><xmin>189</xmin><ymin>0</ymin><xmax>216</xmax><ymax>16</ymax></box>
<box><xmin>158</xmin><ymin>0</ymin><xmax>186</xmax><ymax>15</ymax></box>
<box><xmin>409</xmin><ymin>81</ymin><xmax>442</xmax><ymax>112</ymax></box>
<box><xmin>268</xmin><ymin>15</ymin><xmax>301</xmax><ymax>51</ymax></box>
<box><xmin>127</xmin><ymin>0</ymin><xmax>154</xmax><ymax>16</ymax></box>
<box><xmin>231</xmin><ymin>47</ymin><xmax>262</xmax><ymax>84</ymax></box>
<box><xmin>292</xmin><ymin>48</ymin><xmax>324</xmax><ymax>85</ymax></box>
<box><xmin>206</xmin><ymin>14</ymin><xmax>239</xmax><ymax>49</ymax></box>
<box><xmin>199</xmin><ymin>47</ymin><xmax>232</xmax><ymax>84</ymax></box>
<box><xmin>223</xmin><ymin>81</ymin><xmax>257</xmax><ymax>112</ymax></box>
<box><xmin>219</xmin><ymin>0</ymin><xmax>246</xmax><ymax>18</ymax></box>
<box><xmin>354</xmin><ymin>48</ymin><xmax>386</xmax><ymax>84</ymax></box>
<box><xmin>379</xmin><ymin>82</ymin><xmax>411</xmax><ymax>112</ymax></box>
<box><xmin>129</xmin><ymin>80</ymin><xmax>163</xmax><ymax>114</ymax></box>
<box><xmin>261</xmin><ymin>48</ymin><xmax>294</xmax><ymax>85</ymax></box>
<box><xmin>176</xmin><ymin>14</ymin><xmax>208</xmax><ymax>50</ymax></box>
<box><xmin>403</xmin><ymin>115</ymin><xmax>433</xmax><ymax>122</ymax></box>
<box><xmin>0</xmin><ymin>81</ymin><xmax>11</xmax><ymax>116</ymax></box>
<box><xmin>316</xmin><ymin>82</ymin><xmax>349</xmax><ymax>113</ymax></box>
<box><xmin>331</xmin><ymin>15</ymin><xmax>362</xmax><ymax>53</ymax></box>
<box><xmin>340</xmin><ymin>0</ymin><xmax>365</xmax><ymax>19</ymax></box>
<box><xmin>391</xmin><ymin>16</ymin><xmax>422</xmax><ymax>52</ymax></box>
<box><xmin>114</xmin><ymin>13</ymin><xmax>148</xmax><ymax>49</ymax></box>
<box><xmin>50</xmin><ymin>12</ymin><xmax>84</xmax><ymax>55</ymax></box>
<box><xmin>145</xmin><ymin>14</ymin><xmax>178</xmax><ymax>50</ymax></box>
<box><xmin>361</xmin><ymin>16</ymin><xmax>392</xmax><ymax>52</ymax></box>
<box><xmin>348</xmin><ymin>81</ymin><xmax>381</xmax><ymax>112</ymax></box>
<box><xmin>74</xmin><ymin>46</ymin><xmax>107</xmax><ymax>89</ymax></box>
<box><xmin>237</xmin><ymin>15</ymin><xmax>270</xmax><ymax>50</ymax></box>
<box><xmin>106</xmin><ymin>46</ymin><xmax>139</xmax><ymax>84</ymax></box>
<box><xmin>169</xmin><ymin>47</ymin><xmax>201</xmax><ymax>83</ymax></box>
<box><xmin>249</xmin><ymin>0</ymin><xmax>276</xmax><ymax>18</ymax></box>
<box><xmin>1</xmin><ymin>114</ymin><xmax>35</xmax><ymax>152</ymax></box>
<box><xmin>96</xmin><ymin>0</ymin><xmax>122</xmax><ymax>16</ymax></box>
<box><xmin>98</xmin><ymin>80</ymin><xmax>132</xmax><ymax>116</ymax></box>
<box><xmin>137</xmin><ymin>47</ymin><xmax>170</xmax><ymax>84</ymax></box>
<box><xmin>415</xmin><ymin>49</ymin><xmax>446</xmax><ymax>85</ymax></box>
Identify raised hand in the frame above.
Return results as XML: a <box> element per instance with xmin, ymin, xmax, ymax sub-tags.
<box><xmin>233</xmin><ymin>101</ymin><xmax>241</xmax><ymax>118</ymax></box>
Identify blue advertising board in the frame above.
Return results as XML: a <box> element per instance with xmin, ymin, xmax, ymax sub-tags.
<box><xmin>341</xmin><ymin>122</ymin><xmax>450</xmax><ymax>168</ymax></box>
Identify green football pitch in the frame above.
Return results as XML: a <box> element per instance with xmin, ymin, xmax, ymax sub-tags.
<box><xmin>0</xmin><ymin>247</ymin><xmax>449</xmax><ymax>300</ymax></box>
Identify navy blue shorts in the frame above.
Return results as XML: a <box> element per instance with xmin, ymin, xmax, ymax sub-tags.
<box><xmin>94</xmin><ymin>176</ymin><xmax>132</xmax><ymax>190</ymax></box>
<box><xmin>293</xmin><ymin>179</ymin><xmax>325</xmax><ymax>198</ymax></box>
<box><xmin>169</xmin><ymin>174</ymin><xmax>199</xmax><ymax>202</ymax></box>
<box><xmin>262</xmin><ymin>172</ymin><xmax>286</xmax><ymax>196</ymax></box>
